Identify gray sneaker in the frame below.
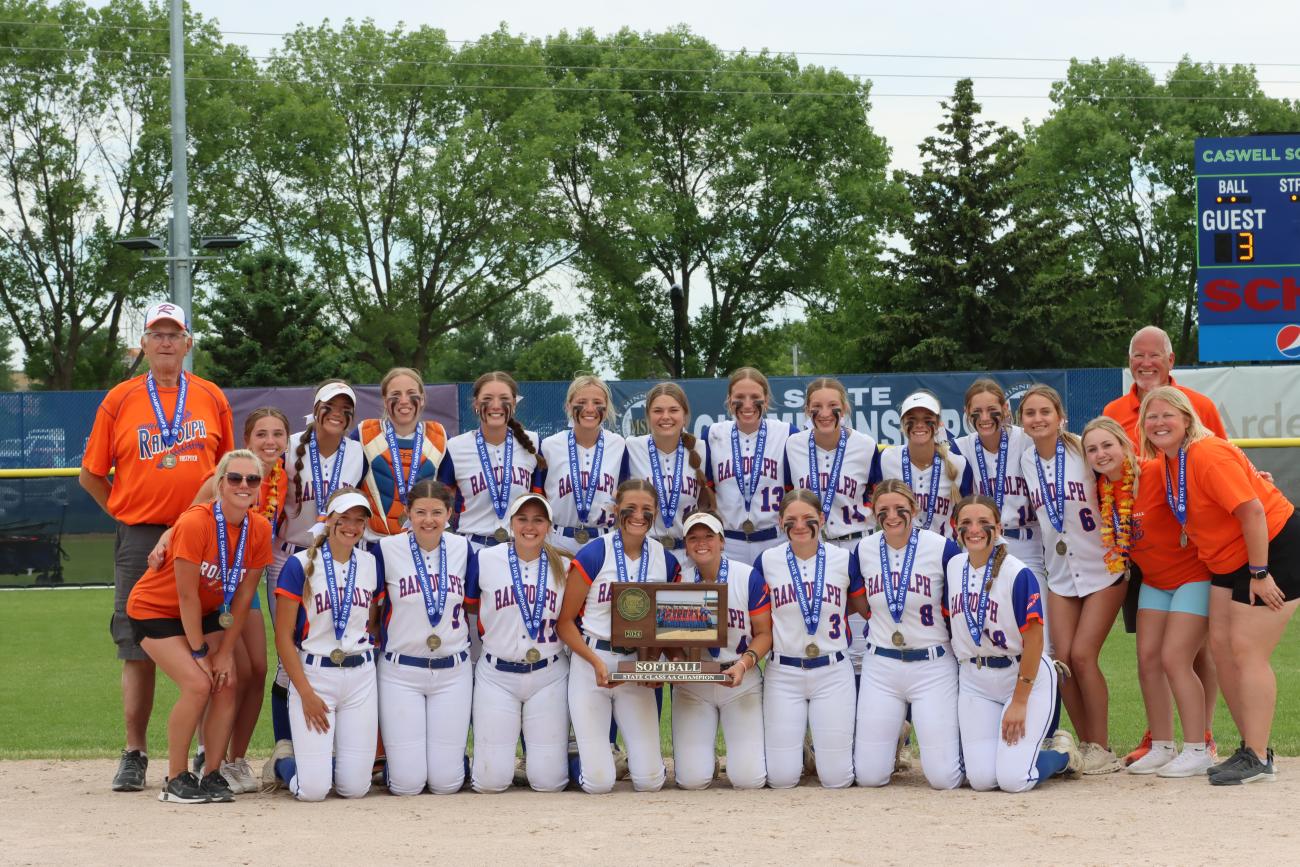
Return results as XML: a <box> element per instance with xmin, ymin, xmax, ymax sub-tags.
<box><xmin>199</xmin><ymin>769</ymin><xmax>236</xmax><ymax>802</ymax></box>
<box><xmin>111</xmin><ymin>750</ymin><xmax>147</xmax><ymax>792</ymax></box>
<box><xmin>158</xmin><ymin>772</ymin><xmax>208</xmax><ymax>804</ymax></box>
<box><xmin>1207</xmin><ymin>742</ymin><xmax>1249</xmax><ymax>776</ymax></box>
<box><xmin>1209</xmin><ymin>748</ymin><xmax>1275</xmax><ymax>786</ymax></box>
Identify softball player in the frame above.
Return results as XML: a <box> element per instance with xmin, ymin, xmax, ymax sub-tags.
<box><xmin>672</xmin><ymin>511</ymin><xmax>773</xmax><ymax>789</ymax></box>
<box><xmin>879</xmin><ymin>391</ymin><xmax>973</xmax><ymax>541</ymax></box>
<box><xmin>374</xmin><ymin>480</ymin><xmax>478</xmax><ymax>795</ymax></box>
<box><xmin>949</xmin><ymin>495</ymin><xmax>1081</xmax><ymax>791</ymax></box>
<box><xmin>703</xmin><ymin>368</ymin><xmax>799</xmax><ymax>563</ymax></box>
<box><xmin>472</xmin><ymin>493</ymin><xmax>571</xmax><ymax>793</ymax></box>
<box><xmin>753</xmin><ymin>490</ymin><xmax>867</xmax><ymax>789</ymax></box>
<box><xmin>1019</xmin><ymin>385</ymin><xmax>1126</xmax><ymax>774</ymax></box>
<box><xmin>558</xmin><ymin>479</ymin><xmax>680</xmax><ymax>794</ymax></box>
<box><xmin>273</xmin><ymin>489</ymin><xmax>380</xmax><ymax>802</ymax></box>
<box><xmin>620</xmin><ymin>382</ymin><xmax>713</xmax><ymax>558</ymax></box>
<box><xmin>849</xmin><ymin>480</ymin><xmax>963</xmax><ymax>789</ymax></box>
<box><xmin>537</xmin><ymin>375</ymin><xmax>626</xmax><ymax>556</ymax></box>
<box><xmin>438</xmin><ymin>371</ymin><xmax>542</xmax><ymax>550</ymax></box>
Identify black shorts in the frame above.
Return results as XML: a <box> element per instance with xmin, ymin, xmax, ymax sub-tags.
<box><xmin>129</xmin><ymin>610</ymin><xmax>223</xmax><ymax>645</ymax></box>
<box><xmin>1212</xmin><ymin>512</ymin><xmax>1300</xmax><ymax>606</ymax></box>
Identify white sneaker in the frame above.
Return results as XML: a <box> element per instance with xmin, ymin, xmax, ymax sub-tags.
<box><xmin>1051</xmin><ymin>730</ymin><xmax>1083</xmax><ymax>778</ymax></box>
<box><xmin>229</xmin><ymin>758</ymin><xmax>258</xmax><ymax>793</ymax></box>
<box><xmin>1127</xmin><ymin>745</ymin><xmax>1175</xmax><ymax>775</ymax></box>
<box><xmin>1156</xmin><ymin>748</ymin><xmax>1213</xmax><ymax>778</ymax></box>
<box><xmin>260</xmin><ymin>739</ymin><xmax>294</xmax><ymax>793</ymax></box>
<box><xmin>220</xmin><ymin>761</ymin><xmax>243</xmax><ymax>793</ymax></box>
<box><xmin>1082</xmin><ymin>743</ymin><xmax>1125</xmax><ymax>775</ymax></box>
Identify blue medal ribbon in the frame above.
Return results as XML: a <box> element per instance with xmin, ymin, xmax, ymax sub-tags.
<box><xmin>708</xmin><ymin>558</ymin><xmax>729</xmax><ymax>659</ymax></box>
<box><xmin>508</xmin><ymin>543</ymin><xmax>549</xmax><ymax>642</ymax></box>
<box><xmin>1033</xmin><ymin>438</ymin><xmax>1067</xmax><ymax>533</ymax></box>
<box><xmin>145</xmin><ymin>371</ymin><xmax>189</xmax><ymax>450</ymax></box>
<box><xmin>475</xmin><ymin>429</ymin><xmax>515</xmax><ymax>522</ymax></box>
<box><xmin>611</xmin><ymin>530</ymin><xmax>651</xmax><ymax>584</ymax></box>
<box><xmin>320</xmin><ymin>540</ymin><xmax>358</xmax><ymax>644</ymax></box>
<box><xmin>730</xmin><ymin>421</ymin><xmax>768</xmax><ymax>515</ymax></box>
<box><xmin>307</xmin><ymin>432</ymin><xmax>346</xmax><ymax>519</ymax></box>
<box><xmin>974</xmin><ymin>429</ymin><xmax>1009</xmax><ymax>513</ymax></box>
<box><xmin>213</xmin><ymin>501</ymin><xmax>249</xmax><ymax>613</ymax></box>
<box><xmin>567</xmin><ymin>430</ymin><xmax>605</xmax><ymax>525</ymax></box>
<box><xmin>383</xmin><ymin>421</ymin><xmax>424</xmax><ymax>508</ymax></box>
<box><xmin>647</xmin><ymin>438</ymin><xmax>685</xmax><ymax>530</ymax></box>
<box><xmin>808</xmin><ymin>428</ymin><xmax>848</xmax><ymax>520</ymax></box>
<box><xmin>901</xmin><ymin>446</ymin><xmax>943</xmax><ymax>531</ymax></box>
<box><xmin>960</xmin><ymin>554</ymin><xmax>995</xmax><ymax>647</ymax></box>
<box><xmin>407</xmin><ymin>532</ymin><xmax>448</xmax><ymax>630</ymax></box>
<box><xmin>1163</xmin><ymin>447</ymin><xmax>1188</xmax><ymax>529</ymax></box>
<box><xmin>878</xmin><ymin>528</ymin><xmax>919</xmax><ymax>624</ymax></box>
<box><xmin>784</xmin><ymin>543</ymin><xmax>825</xmax><ymax>637</ymax></box>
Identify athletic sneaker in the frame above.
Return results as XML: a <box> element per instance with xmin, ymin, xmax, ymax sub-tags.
<box><xmin>1081</xmin><ymin>743</ymin><xmax>1124</xmax><ymax>775</ymax></box>
<box><xmin>1157</xmin><ymin>748</ymin><xmax>1213</xmax><ymax>778</ymax></box>
<box><xmin>191</xmin><ymin>750</ymin><xmax>204</xmax><ymax>776</ymax></box>
<box><xmin>894</xmin><ymin>721</ymin><xmax>914</xmax><ymax>773</ymax></box>
<box><xmin>111</xmin><ymin>749</ymin><xmax>148</xmax><ymax>792</ymax></box>
<box><xmin>158</xmin><ymin>772</ymin><xmax>209</xmax><ymax>804</ymax></box>
<box><xmin>1205</xmin><ymin>730</ymin><xmax>1218</xmax><ymax>762</ymax></box>
<box><xmin>200</xmin><ymin>769</ymin><xmax>235</xmax><ymax>802</ymax></box>
<box><xmin>221</xmin><ymin>759</ymin><xmax>257</xmax><ymax>794</ymax></box>
<box><xmin>1123</xmin><ymin>730</ymin><xmax>1152</xmax><ymax>766</ymax></box>
<box><xmin>1208</xmin><ymin>741</ymin><xmax>1249</xmax><ymax>776</ymax></box>
<box><xmin>1209</xmin><ymin>748</ymin><xmax>1275</xmax><ymax>786</ymax></box>
<box><xmin>512</xmin><ymin>756</ymin><xmax>528</xmax><ymax>788</ymax></box>
<box><xmin>261</xmin><ymin>739</ymin><xmax>294</xmax><ymax>793</ymax></box>
<box><xmin>1051</xmin><ymin>730</ymin><xmax>1083</xmax><ymax>779</ymax></box>
<box><xmin>613</xmin><ymin>747</ymin><xmax>630</xmax><ymax>781</ymax></box>
<box><xmin>1127</xmin><ymin>744</ymin><xmax>1176</xmax><ymax>775</ymax></box>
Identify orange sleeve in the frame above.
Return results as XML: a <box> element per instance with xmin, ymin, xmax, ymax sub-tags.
<box><xmin>1194</xmin><ymin>440</ymin><xmax>1258</xmax><ymax>516</ymax></box>
<box><xmin>82</xmin><ymin>385</ymin><xmax>127</xmax><ymax>477</ymax></box>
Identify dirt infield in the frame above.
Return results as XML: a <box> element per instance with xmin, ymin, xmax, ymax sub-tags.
<box><xmin>2</xmin><ymin>758</ymin><xmax>1297</xmax><ymax>866</ymax></box>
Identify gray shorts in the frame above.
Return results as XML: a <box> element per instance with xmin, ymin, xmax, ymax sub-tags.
<box><xmin>111</xmin><ymin>522</ymin><xmax>167</xmax><ymax>661</ymax></box>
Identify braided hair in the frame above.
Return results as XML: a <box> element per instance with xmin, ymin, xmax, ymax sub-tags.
<box><xmin>290</xmin><ymin>378</ymin><xmax>353</xmax><ymax>518</ymax></box>
<box><xmin>644</xmin><ymin>382</ymin><xmax>715</xmax><ymax>513</ymax></box>
<box><xmin>473</xmin><ymin>371</ymin><xmax>546</xmax><ymax>471</ymax></box>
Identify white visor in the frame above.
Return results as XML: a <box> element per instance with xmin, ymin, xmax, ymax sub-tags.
<box><xmin>507</xmin><ymin>493</ymin><xmax>553</xmax><ymax>522</ymax></box>
<box><xmin>900</xmin><ymin>391</ymin><xmax>941</xmax><ymax>417</ymax></box>
<box><xmin>682</xmin><ymin>512</ymin><xmax>724</xmax><ymax>536</ymax></box>
<box><xmin>326</xmin><ymin>490</ymin><xmax>372</xmax><ymax>518</ymax></box>
<box><xmin>315</xmin><ymin>382</ymin><xmax>357</xmax><ymax>407</ymax></box>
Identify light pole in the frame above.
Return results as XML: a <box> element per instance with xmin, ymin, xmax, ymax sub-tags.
<box><xmin>669</xmin><ymin>281</ymin><xmax>684</xmax><ymax>378</ymax></box>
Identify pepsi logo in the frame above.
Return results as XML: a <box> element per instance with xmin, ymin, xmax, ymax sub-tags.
<box><xmin>1278</xmin><ymin>325</ymin><xmax>1300</xmax><ymax>359</ymax></box>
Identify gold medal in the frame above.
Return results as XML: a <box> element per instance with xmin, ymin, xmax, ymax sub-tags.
<box><xmin>1056</xmin><ymin>540</ymin><xmax>1067</xmax><ymax>556</ymax></box>
<box><xmin>659</xmin><ymin>535</ymin><xmax>675</xmax><ymax>548</ymax></box>
<box><xmin>160</xmin><ymin>453</ymin><xmax>178</xmax><ymax>469</ymax></box>
<box><xmin>329</xmin><ymin>648</ymin><xmax>346</xmax><ymax>665</ymax></box>
<box><xmin>742</xmin><ymin>519</ymin><xmax>756</xmax><ymax>534</ymax></box>
<box><xmin>805</xmin><ymin>642</ymin><xmax>820</xmax><ymax>658</ymax></box>
<box><xmin>1179</xmin><ymin>531</ymin><xmax>1188</xmax><ymax>549</ymax></box>
<box><xmin>574</xmin><ymin>528</ymin><xmax>590</xmax><ymax>545</ymax></box>
<box><xmin>525</xmin><ymin>647</ymin><xmax>541</xmax><ymax>664</ymax></box>
<box><xmin>218</xmin><ymin>611</ymin><xmax>234</xmax><ymax>629</ymax></box>
<box><xmin>494</xmin><ymin>527</ymin><xmax>509</xmax><ymax>543</ymax></box>
<box><xmin>891</xmin><ymin>630</ymin><xmax>905</xmax><ymax>648</ymax></box>
<box><xmin>426</xmin><ymin>633</ymin><xmax>441</xmax><ymax>651</ymax></box>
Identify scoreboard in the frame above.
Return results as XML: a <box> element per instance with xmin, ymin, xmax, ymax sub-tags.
<box><xmin>1195</xmin><ymin>134</ymin><xmax>1300</xmax><ymax>361</ymax></box>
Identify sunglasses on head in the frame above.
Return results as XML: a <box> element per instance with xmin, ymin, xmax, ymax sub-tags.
<box><xmin>225</xmin><ymin>472</ymin><xmax>262</xmax><ymax>487</ymax></box>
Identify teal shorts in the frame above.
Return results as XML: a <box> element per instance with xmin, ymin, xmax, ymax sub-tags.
<box><xmin>1137</xmin><ymin>580</ymin><xmax>1210</xmax><ymax>617</ymax></box>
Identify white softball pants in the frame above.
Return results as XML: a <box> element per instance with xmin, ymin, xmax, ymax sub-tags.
<box><xmin>763</xmin><ymin>656</ymin><xmax>856</xmax><ymax>789</ymax></box>
<box><xmin>287</xmin><ymin>655</ymin><xmax>377</xmax><ymax>801</ymax></box>
<box><xmin>568</xmin><ymin>645</ymin><xmax>665</xmax><ymax>794</ymax></box>
<box><xmin>471</xmin><ymin>655</ymin><xmax>570</xmax><ymax>793</ymax></box>
<box><xmin>959</xmin><ymin>654</ymin><xmax>1060</xmax><ymax>793</ymax></box>
<box><xmin>854</xmin><ymin>648</ymin><xmax>963</xmax><ymax>789</ymax></box>
<box><xmin>671</xmin><ymin>666</ymin><xmax>765</xmax><ymax>790</ymax></box>
<box><xmin>377</xmin><ymin>655</ymin><xmax>472</xmax><ymax>795</ymax></box>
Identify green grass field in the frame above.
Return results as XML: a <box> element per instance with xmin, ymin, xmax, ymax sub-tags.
<box><xmin>2</xmin><ymin>588</ymin><xmax>1298</xmax><ymax>759</ymax></box>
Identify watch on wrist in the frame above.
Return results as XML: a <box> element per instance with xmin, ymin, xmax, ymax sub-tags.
<box><xmin>191</xmin><ymin>642</ymin><xmax>209</xmax><ymax>659</ymax></box>
<box><xmin>1250</xmin><ymin>567</ymin><xmax>1269</xmax><ymax>581</ymax></box>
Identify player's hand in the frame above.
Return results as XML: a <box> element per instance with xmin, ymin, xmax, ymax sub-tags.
<box><xmin>1257</xmin><ymin>470</ymin><xmax>1274</xmax><ymax>484</ymax></box>
<box><xmin>722</xmin><ymin>661</ymin><xmax>747</xmax><ymax>688</ymax></box>
<box><xmin>193</xmin><ymin>655</ymin><xmax>215</xmax><ymax>688</ymax></box>
<box><xmin>209</xmin><ymin>650</ymin><xmax>234</xmax><ymax>694</ymax></box>
<box><xmin>300</xmin><ymin>690</ymin><xmax>331</xmax><ymax>733</ymax></box>
<box><xmin>593</xmin><ymin>658</ymin><xmax>617</xmax><ymax>689</ymax></box>
<box><xmin>147</xmin><ymin>530</ymin><xmax>173</xmax><ymax>570</ymax></box>
<box><xmin>1249</xmin><ymin>573</ymin><xmax>1286</xmax><ymax>611</ymax></box>
<box><xmin>1002</xmin><ymin>699</ymin><xmax>1028</xmax><ymax>746</ymax></box>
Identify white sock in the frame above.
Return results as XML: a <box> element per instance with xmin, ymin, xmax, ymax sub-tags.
<box><xmin>1184</xmin><ymin>742</ymin><xmax>1206</xmax><ymax>753</ymax></box>
<box><xmin>1151</xmin><ymin>740</ymin><xmax>1176</xmax><ymax>754</ymax></box>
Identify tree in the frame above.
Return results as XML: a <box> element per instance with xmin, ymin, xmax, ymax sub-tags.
<box><xmin>424</xmin><ymin>293</ymin><xmax>590</xmax><ymax>382</ymax></box>
<box><xmin>201</xmin><ymin>251</ymin><xmax>343</xmax><ymax>387</ymax></box>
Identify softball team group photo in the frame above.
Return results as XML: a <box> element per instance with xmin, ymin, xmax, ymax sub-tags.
<box><xmin>81</xmin><ymin>305</ymin><xmax>1300</xmax><ymax>805</ymax></box>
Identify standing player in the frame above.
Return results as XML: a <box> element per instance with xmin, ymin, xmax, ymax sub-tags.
<box><xmin>354</xmin><ymin>367</ymin><xmax>447</xmax><ymax>537</ymax></box>
<box><xmin>672</xmin><ymin>511</ymin><xmax>773</xmax><ymax>790</ymax></box>
<box><xmin>620</xmin><ymin>383</ymin><xmax>712</xmax><ymax>559</ymax></box>
<box><xmin>753</xmin><ymin>490</ymin><xmax>867</xmax><ymax>789</ymax></box>
<box><xmin>1019</xmin><ymin>385</ymin><xmax>1126</xmax><ymax>774</ymax></box>
<box><xmin>850</xmin><ymin>480</ymin><xmax>963</xmax><ymax>789</ymax></box>
<box><xmin>703</xmin><ymin>368</ymin><xmax>798</xmax><ymax>563</ymax></box>
<box><xmin>438</xmin><ymin>372</ymin><xmax>543</xmax><ymax>550</ymax></box>
<box><xmin>272</xmin><ymin>489</ymin><xmax>380</xmax><ymax>802</ymax></box>
<box><xmin>472</xmin><ymin>493</ymin><xmax>571</xmax><ymax>793</ymax></box>
<box><xmin>537</xmin><ymin>375</ymin><xmax>625</xmax><ymax>556</ymax></box>
<box><xmin>373</xmin><ymin>480</ymin><xmax>477</xmax><ymax>795</ymax></box>
<box><xmin>948</xmin><ymin>495</ymin><xmax>1081</xmax><ymax>791</ymax></box>
<box><xmin>558</xmin><ymin>480</ymin><xmax>680</xmax><ymax>794</ymax></box>
<box><xmin>879</xmin><ymin>391</ymin><xmax>973</xmax><ymax>541</ymax></box>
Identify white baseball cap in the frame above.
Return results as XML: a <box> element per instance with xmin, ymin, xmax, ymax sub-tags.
<box><xmin>314</xmin><ymin>382</ymin><xmax>357</xmax><ymax>407</ymax></box>
<box><xmin>900</xmin><ymin>391</ymin><xmax>942</xmax><ymax>417</ymax></box>
<box><xmin>326</xmin><ymin>490</ymin><xmax>372</xmax><ymax>518</ymax></box>
<box><xmin>144</xmin><ymin>302</ymin><xmax>188</xmax><ymax>331</ymax></box>
<box><xmin>507</xmin><ymin>493</ymin><xmax>553</xmax><ymax>522</ymax></box>
<box><xmin>683</xmin><ymin>512</ymin><xmax>724</xmax><ymax>536</ymax></box>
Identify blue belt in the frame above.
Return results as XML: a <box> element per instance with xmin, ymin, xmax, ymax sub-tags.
<box><xmin>584</xmin><ymin>635</ymin><xmax>633</xmax><ymax>655</ymax></box>
<box><xmin>486</xmin><ymin>651</ymin><xmax>561</xmax><ymax>673</ymax></box>
<box><xmin>303</xmin><ymin>649</ymin><xmax>373</xmax><ymax>668</ymax></box>
<box><xmin>468</xmin><ymin>533</ymin><xmax>503</xmax><ymax>548</ymax></box>
<box><xmin>869</xmin><ymin>644</ymin><xmax>947</xmax><ymax>663</ymax></box>
<box><xmin>962</xmin><ymin>654</ymin><xmax>1020</xmax><ymax>669</ymax></box>
<box><xmin>383</xmin><ymin>649</ymin><xmax>469</xmax><ymax>669</ymax></box>
<box><xmin>723</xmin><ymin>526</ymin><xmax>779</xmax><ymax>542</ymax></box>
<box><xmin>772</xmin><ymin>650</ymin><xmax>845</xmax><ymax>670</ymax></box>
<box><xmin>1002</xmin><ymin>527</ymin><xmax>1036</xmax><ymax>541</ymax></box>
<box><xmin>559</xmin><ymin>526</ymin><xmax>605</xmax><ymax>540</ymax></box>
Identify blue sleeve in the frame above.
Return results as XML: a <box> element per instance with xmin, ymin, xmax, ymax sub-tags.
<box><xmin>788</xmin><ymin>423</ymin><xmax>801</xmax><ymax>436</ymax></box>
<box><xmin>664</xmin><ymin>550</ymin><xmax>680</xmax><ymax>581</ymax></box>
<box><xmin>941</xmin><ymin>538</ymin><xmax>961</xmax><ymax>572</ymax></box>
<box><xmin>370</xmin><ymin>542</ymin><xmax>385</xmax><ymax>590</ymax></box>
<box><xmin>532</xmin><ymin>464</ymin><xmax>547</xmax><ymax>492</ymax></box>
<box><xmin>868</xmin><ymin>447</ymin><xmax>883</xmax><ymax>486</ymax></box>
<box><xmin>618</xmin><ymin>448</ymin><xmax>631</xmax><ymax>483</ymax></box>
<box><xmin>436</xmin><ymin>452</ymin><xmax>457</xmax><ymax>488</ymax></box>
<box><xmin>277</xmin><ymin>555</ymin><xmax>306</xmax><ymax>597</ymax></box>
<box><xmin>783</xmin><ymin>450</ymin><xmax>793</xmax><ymax>488</ymax></box>
<box><xmin>701</xmin><ymin>425</ymin><xmax>714</xmax><ymax>483</ymax></box>
<box><xmin>847</xmin><ymin>548</ymin><xmax>865</xmax><ymax>595</ymax></box>
<box><xmin>464</xmin><ymin>549</ymin><xmax>480</xmax><ymax>602</ymax></box>
<box><xmin>959</xmin><ymin>461</ymin><xmax>974</xmax><ymax>497</ymax></box>
<box><xmin>1011</xmin><ymin>568</ymin><xmax>1044</xmax><ymax>630</ymax></box>
<box><xmin>572</xmin><ymin>540</ymin><xmax>607</xmax><ymax>584</ymax></box>
<box><xmin>348</xmin><ymin>427</ymin><xmax>361</xmax><ymax>442</ymax></box>
<box><xmin>747</xmin><ymin>559</ymin><xmax>771</xmax><ymax>614</ymax></box>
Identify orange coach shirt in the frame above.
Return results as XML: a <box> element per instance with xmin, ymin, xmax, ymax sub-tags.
<box><xmin>127</xmin><ymin>502</ymin><xmax>273</xmax><ymax>620</ymax></box>
<box><xmin>82</xmin><ymin>372</ymin><xmax>235</xmax><ymax>526</ymax></box>
<box><xmin>1173</xmin><ymin>437</ymin><xmax>1295</xmax><ymax>575</ymax></box>
<box><xmin>1104</xmin><ymin>377</ymin><xmax>1227</xmax><ymax>448</ymax></box>
<box><xmin>1128</xmin><ymin>460</ymin><xmax>1211</xmax><ymax>590</ymax></box>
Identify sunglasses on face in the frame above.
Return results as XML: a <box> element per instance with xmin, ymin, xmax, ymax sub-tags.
<box><xmin>225</xmin><ymin>472</ymin><xmax>262</xmax><ymax>487</ymax></box>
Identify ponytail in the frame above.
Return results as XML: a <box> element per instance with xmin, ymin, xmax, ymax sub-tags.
<box><xmin>507</xmin><ymin>417</ymin><xmax>546</xmax><ymax>470</ymax></box>
<box><xmin>937</xmin><ymin>440</ymin><xmax>960</xmax><ymax>483</ymax></box>
<box><xmin>682</xmin><ymin>432</ymin><xmax>715</xmax><ymax>512</ymax></box>
<box><xmin>290</xmin><ymin>422</ymin><xmax>314</xmax><ymax>518</ymax></box>
<box><xmin>542</xmin><ymin>541</ymin><xmax>568</xmax><ymax>587</ymax></box>
<box><xmin>299</xmin><ymin>528</ymin><xmax>328</xmax><ymax>610</ymax></box>
<box><xmin>986</xmin><ymin>542</ymin><xmax>1009</xmax><ymax>590</ymax></box>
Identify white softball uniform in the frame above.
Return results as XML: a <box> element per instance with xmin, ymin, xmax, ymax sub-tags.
<box><xmin>703</xmin><ymin>420</ymin><xmax>799</xmax><ymax>564</ymax></box>
<box><xmin>275</xmin><ymin>546</ymin><xmax>380</xmax><ymax>802</ymax></box>
<box><xmin>437</xmin><ymin>429</ymin><xmax>541</xmax><ymax>547</ymax></box>
<box><xmin>946</xmin><ymin>550</ymin><xmax>1057</xmax><ymax>792</ymax></box>
<box><xmin>279</xmin><ymin>431</ymin><xmax>366</xmax><ymax>551</ymax></box>
<box><xmin>752</xmin><ymin>542</ymin><xmax>863</xmax><ymax>789</ymax></box>
<box><xmin>568</xmin><ymin>534</ymin><xmax>680</xmax><ymax>793</ymax></box>
<box><xmin>878</xmin><ymin>445</ymin><xmax>974</xmax><ymax>540</ymax></box>
<box><xmin>785</xmin><ymin>427</ymin><xmax>881</xmax><ymax>543</ymax></box>
<box><xmin>374</xmin><ymin>531</ymin><xmax>478</xmax><ymax>795</ymax></box>
<box><xmin>1019</xmin><ymin>441</ymin><xmax>1114</xmax><ymax>598</ymax></box>
<box><xmin>537</xmin><ymin>429</ymin><xmax>626</xmax><ymax>556</ymax></box>
<box><xmin>471</xmin><ymin>544</ymin><xmax>571</xmax><ymax>793</ymax></box>
<box><xmin>671</xmin><ymin>560</ymin><xmax>768</xmax><ymax>790</ymax></box>
<box><xmin>620</xmin><ymin>435</ymin><xmax>709</xmax><ymax>551</ymax></box>
<box><xmin>849</xmin><ymin>529</ymin><xmax>962</xmax><ymax>789</ymax></box>
<box><xmin>954</xmin><ymin>426</ymin><xmax>1045</xmax><ymax>578</ymax></box>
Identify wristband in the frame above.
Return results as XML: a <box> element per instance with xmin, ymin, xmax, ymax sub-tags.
<box><xmin>1249</xmin><ymin>567</ymin><xmax>1269</xmax><ymax>581</ymax></box>
<box><xmin>1017</xmin><ymin>675</ymin><xmax>1034</xmax><ymax>687</ymax></box>
<box><xmin>191</xmin><ymin>642</ymin><xmax>209</xmax><ymax>659</ymax></box>
<box><xmin>743</xmin><ymin>649</ymin><xmax>759</xmax><ymax>668</ymax></box>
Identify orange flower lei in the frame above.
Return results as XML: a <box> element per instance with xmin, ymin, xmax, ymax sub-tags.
<box><xmin>1097</xmin><ymin>460</ymin><xmax>1135</xmax><ymax>575</ymax></box>
<box><xmin>258</xmin><ymin>462</ymin><xmax>283</xmax><ymax>526</ymax></box>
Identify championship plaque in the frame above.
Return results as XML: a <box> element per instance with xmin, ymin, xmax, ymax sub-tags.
<box><xmin>608</xmin><ymin>583</ymin><xmax>729</xmax><ymax>682</ymax></box>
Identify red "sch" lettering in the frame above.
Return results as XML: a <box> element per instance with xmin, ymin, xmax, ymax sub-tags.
<box><xmin>1203</xmin><ymin>277</ymin><xmax>1300</xmax><ymax>312</ymax></box>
